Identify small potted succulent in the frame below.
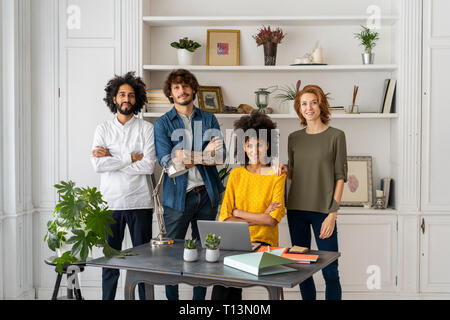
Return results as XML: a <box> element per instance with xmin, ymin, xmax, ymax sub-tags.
<box><xmin>252</xmin><ymin>26</ymin><xmax>286</xmax><ymax>66</ymax></box>
<box><xmin>275</xmin><ymin>80</ymin><xmax>302</xmax><ymax>114</ymax></box>
<box><xmin>183</xmin><ymin>239</ymin><xmax>199</xmax><ymax>262</ymax></box>
<box><xmin>205</xmin><ymin>233</ymin><xmax>221</xmax><ymax>263</ymax></box>
<box><xmin>170</xmin><ymin>37</ymin><xmax>201</xmax><ymax>65</ymax></box>
<box><xmin>354</xmin><ymin>25</ymin><xmax>380</xmax><ymax>65</ymax></box>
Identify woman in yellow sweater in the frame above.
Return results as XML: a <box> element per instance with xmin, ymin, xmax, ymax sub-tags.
<box><xmin>211</xmin><ymin>112</ymin><xmax>287</xmax><ymax>300</ymax></box>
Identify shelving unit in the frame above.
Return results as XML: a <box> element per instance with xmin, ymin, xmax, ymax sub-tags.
<box><xmin>143</xmin><ymin>64</ymin><xmax>398</xmax><ymax>72</ymax></box>
<box><xmin>143</xmin><ymin>112</ymin><xmax>398</xmax><ymax>119</ymax></box>
<box><xmin>141</xmin><ymin>0</ymin><xmax>399</xmax><ymax>197</ymax></box>
<box><xmin>143</xmin><ymin>15</ymin><xmax>399</xmax><ymax>27</ymax></box>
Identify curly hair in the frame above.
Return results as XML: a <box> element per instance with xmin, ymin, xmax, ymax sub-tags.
<box><xmin>103</xmin><ymin>71</ymin><xmax>147</xmax><ymax>115</ymax></box>
<box><xmin>163</xmin><ymin>69</ymin><xmax>199</xmax><ymax>103</ymax></box>
<box><xmin>294</xmin><ymin>84</ymin><xmax>331</xmax><ymax>126</ymax></box>
<box><xmin>233</xmin><ymin>112</ymin><xmax>278</xmax><ymax>165</ymax></box>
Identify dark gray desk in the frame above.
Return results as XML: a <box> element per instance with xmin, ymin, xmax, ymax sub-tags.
<box><xmin>87</xmin><ymin>240</ymin><xmax>340</xmax><ymax>300</ymax></box>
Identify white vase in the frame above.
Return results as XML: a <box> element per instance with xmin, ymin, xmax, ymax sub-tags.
<box><xmin>177</xmin><ymin>49</ymin><xmax>194</xmax><ymax>65</ymax></box>
<box><xmin>183</xmin><ymin>248</ymin><xmax>199</xmax><ymax>262</ymax></box>
<box><xmin>287</xmin><ymin>100</ymin><xmax>296</xmax><ymax>115</ymax></box>
<box><xmin>205</xmin><ymin>248</ymin><xmax>220</xmax><ymax>263</ymax></box>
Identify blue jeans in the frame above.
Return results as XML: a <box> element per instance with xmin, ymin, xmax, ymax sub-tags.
<box><xmin>102</xmin><ymin>209</ymin><xmax>153</xmax><ymax>300</ymax></box>
<box><xmin>163</xmin><ymin>188</ymin><xmax>218</xmax><ymax>300</ymax></box>
<box><xmin>287</xmin><ymin>210</ymin><xmax>342</xmax><ymax>300</ymax></box>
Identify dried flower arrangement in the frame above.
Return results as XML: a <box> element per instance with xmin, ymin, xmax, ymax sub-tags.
<box><xmin>252</xmin><ymin>26</ymin><xmax>286</xmax><ymax>46</ymax></box>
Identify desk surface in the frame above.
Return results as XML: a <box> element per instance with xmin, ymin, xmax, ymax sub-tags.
<box><xmin>87</xmin><ymin>240</ymin><xmax>340</xmax><ymax>289</ymax></box>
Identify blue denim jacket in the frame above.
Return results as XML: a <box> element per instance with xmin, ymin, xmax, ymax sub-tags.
<box><xmin>154</xmin><ymin>106</ymin><xmax>225</xmax><ymax>212</ymax></box>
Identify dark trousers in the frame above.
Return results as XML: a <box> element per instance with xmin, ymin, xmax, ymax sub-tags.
<box><xmin>211</xmin><ymin>241</ymin><xmax>270</xmax><ymax>300</ymax></box>
<box><xmin>287</xmin><ymin>210</ymin><xmax>342</xmax><ymax>300</ymax></box>
<box><xmin>163</xmin><ymin>188</ymin><xmax>217</xmax><ymax>300</ymax></box>
<box><xmin>102</xmin><ymin>208</ymin><xmax>153</xmax><ymax>300</ymax></box>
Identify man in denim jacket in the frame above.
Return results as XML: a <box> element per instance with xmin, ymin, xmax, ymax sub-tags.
<box><xmin>154</xmin><ymin>69</ymin><xmax>225</xmax><ymax>300</ymax></box>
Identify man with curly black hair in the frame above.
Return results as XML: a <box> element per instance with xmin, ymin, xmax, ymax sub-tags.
<box><xmin>91</xmin><ymin>71</ymin><xmax>156</xmax><ymax>300</ymax></box>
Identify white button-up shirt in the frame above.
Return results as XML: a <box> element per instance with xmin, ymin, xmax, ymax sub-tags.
<box><xmin>91</xmin><ymin>116</ymin><xmax>156</xmax><ymax>210</ymax></box>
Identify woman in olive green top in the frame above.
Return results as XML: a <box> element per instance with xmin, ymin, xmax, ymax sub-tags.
<box><xmin>283</xmin><ymin>84</ymin><xmax>347</xmax><ymax>300</ymax></box>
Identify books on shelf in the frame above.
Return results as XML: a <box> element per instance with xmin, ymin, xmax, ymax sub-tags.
<box><xmin>223</xmin><ymin>251</ymin><xmax>297</xmax><ymax>276</ymax></box>
<box><xmin>146</xmin><ymin>89</ymin><xmax>172</xmax><ymax>113</ymax></box>
<box><xmin>380</xmin><ymin>177</ymin><xmax>392</xmax><ymax>209</ymax></box>
<box><xmin>331</xmin><ymin>105</ymin><xmax>346</xmax><ymax>114</ymax></box>
<box><xmin>381</xmin><ymin>79</ymin><xmax>397</xmax><ymax>113</ymax></box>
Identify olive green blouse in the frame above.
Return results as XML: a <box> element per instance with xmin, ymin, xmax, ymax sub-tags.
<box><xmin>287</xmin><ymin>127</ymin><xmax>348</xmax><ymax>214</ymax></box>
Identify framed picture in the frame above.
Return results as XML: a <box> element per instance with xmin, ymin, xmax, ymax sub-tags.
<box><xmin>341</xmin><ymin>156</ymin><xmax>373</xmax><ymax>207</ymax></box>
<box><xmin>206</xmin><ymin>29</ymin><xmax>240</xmax><ymax>66</ymax></box>
<box><xmin>197</xmin><ymin>86</ymin><xmax>224</xmax><ymax>113</ymax></box>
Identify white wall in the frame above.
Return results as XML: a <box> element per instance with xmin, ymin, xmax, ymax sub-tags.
<box><xmin>0</xmin><ymin>0</ymin><xmax>4</xmax><ymax>301</ymax></box>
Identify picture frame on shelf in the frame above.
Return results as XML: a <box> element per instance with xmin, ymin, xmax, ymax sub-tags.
<box><xmin>206</xmin><ymin>29</ymin><xmax>240</xmax><ymax>66</ymax></box>
<box><xmin>197</xmin><ymin>86</ymin><xmax>224</xmax><ymax>113</ymax></box>
<box><xmin>341</xmin><ymin>156</ymin><xmax>373</xmax><ymax>207</ymax></box>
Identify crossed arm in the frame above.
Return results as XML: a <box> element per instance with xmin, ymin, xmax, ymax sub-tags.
<box><xmin>90</xmin><ymin>125</ymin><xmax>156</xmax><ymax>175</ymax></box>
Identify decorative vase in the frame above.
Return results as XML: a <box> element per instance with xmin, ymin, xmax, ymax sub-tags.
<box><xmin>205</xmin><ymin>248</ymin><xmax>220</xmax><ymax>263</ymax></box>
<box><xmin>177</xmin><ymin>49</ymin><xmax>194</xmax><ymax>65</ymax></box>
<box><xmin>362</xmin><ymin>52</ymin><xmax>375</xmax><ymax>65</ymax></box>
<box><xmin>287</xmin><ymin>100</ymin><xmax>296</xmax><ymax>115</ymax></box>
<box><xmin>183</xmin><ymin>248</ymin><xmax>198</xmax><ymax>262</ymax></box>
<box><xmin>263</xmin><ymin>42</ymin><xmax>277</xmax><ymax>66</ymax></box>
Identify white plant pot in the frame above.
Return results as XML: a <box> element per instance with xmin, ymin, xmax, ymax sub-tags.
<box><xmin>177</xmin><ymin>49</ymin><xmax>194</xmax><ymax>65</ymax></box>
<box><xmin>183</xmin><ymin>248</ymin><xmax>199</xmax><ymax>262</ymax></box>
<box><xmin>287</xmin><ymin>100</ymin><xmax>297</xmax><ymax>115</ymax></box>
<box><xmin>205</xmin><ymin>248</ymin><xmax>220</xmax><ymax>263</ymax></box>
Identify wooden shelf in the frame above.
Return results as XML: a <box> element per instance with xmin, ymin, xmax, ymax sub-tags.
<box><xmin>143</xmin><ymin>15</ymin><xmax>399</xmax><ymax>27</ymax></box>
<box><xmin>142</xmin><ymin>112</ymin><xmax>398</xmax><ymax>119</ymax></box>
<box><xmin>143</xmin><ymin>64</ymin><xmax>398</xmax><ymax>72</ymax></box>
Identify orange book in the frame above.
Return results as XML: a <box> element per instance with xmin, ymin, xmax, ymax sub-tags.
<box><xmin>280</xmin><ymin>253</ymin><xmax>319</xmax><ymax>263</ymax></box>
<box><xmin>257</xmin><ymin>246</ymin><xmax>289</xmax><ymax>254</ymax></box>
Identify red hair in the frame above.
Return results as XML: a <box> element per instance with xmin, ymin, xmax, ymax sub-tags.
<box><xmin>294</xmin><ymin>84</ymin><xmax>331</xmax><ymax>127</ymax></box>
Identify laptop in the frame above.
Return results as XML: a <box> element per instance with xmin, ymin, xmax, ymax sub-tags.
<box><xmin>197</xmin><ymin>220</ymin><xmax>261</xmax><ymax>252</ymax></box>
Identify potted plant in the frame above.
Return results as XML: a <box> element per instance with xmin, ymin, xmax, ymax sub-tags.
<box><xmin>44</xmin><ymin>180</ymin><xmax>122</xmax><ymax>274</ymax></box>
<box><xmin>354</xmin><ymin>25</ymin><xmax>380</xmax><ymax>64</ymax></box>
<box><xmin>275</xmin><ymin>80</ymin><xmax>302</xmax><ymax>114</ymax></box>
<box><xmin>170</xmin><ymin>37</ymin><xmax>201</xmax><ymax>65</ymax></box>
<box><xmin>204</xmin><ymin>233</ymin><xmax>221</xmax><ymax>262</ymax></box>
<box><xmin>252</xmin><ymin>26</ymin><xmax>286</xmax><ymax>66</ymax></box>
<box><xmin>183</xmin><ymin>239</ymin><xmax>199</xmax><ymax>262</ymax></box>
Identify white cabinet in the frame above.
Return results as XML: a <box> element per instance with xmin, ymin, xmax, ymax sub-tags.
<box><xmin>420</xmin><ymin>216</ymin><xmax>450</xmax><ymax>293</ymax></box>
<box><xmin>421</xmin><ymin>0</ymin><xmax>450</xmax><ymax>212</ymax></box>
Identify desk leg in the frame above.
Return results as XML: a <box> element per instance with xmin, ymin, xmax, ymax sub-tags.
<box><xmin>124</xmin><ymin>271</ymin><xmax>138</xmax><ymax>300</ymax></box>
<box><xmin>124</xmin><ymin>271</ymin><xmax>155</xmax><ymax>300</ymax></box>
<box><xmin>265</xmin><ymin>286</ymin><xmax>281</xmax><ymax>300</ymax></box>
<box><xmin>145</xmin><ymin>283</ymin><xmax>154</xmax><ymax>300</ymax></box>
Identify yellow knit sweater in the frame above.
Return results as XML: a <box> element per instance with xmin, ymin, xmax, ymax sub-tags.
<box><xmin>218</xmin><ymin>166</ymin><xmax>287</xmax><ymax>246</ymax></box>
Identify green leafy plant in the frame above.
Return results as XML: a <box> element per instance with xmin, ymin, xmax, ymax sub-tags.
<box><xmin>205</xmin><ymin>233</ymin><xmax>221</xmax><ymax>250</ymax></box>
<box><xmin>218</xmin><ymin>163</ymin><xmax>232</xmax><ymax>182</ymax></box>
<box><xmin>44</xmin><ymin>180</ymin><xmax>121</xmax><ymax>274</ymax></box>
<box><xmin>170</xmin><ymin>37</ymin><xmax>201</xmax><ymax>52</ymax></box>
<box><xmin>354</xmin><ymin>25</ymin><xmax>380</xmax><ymax>54</ymax></box>
<box><xmin>184</xmin><ymin>239</ymin><xmax>198</xmax><ymax>249</ymax></box>
<box><xmin>275</xmin><ymin>80</ymin><xmax>302</xmax><ymax>102</ymax></box>
<box><xmin>253</xmin><ymin>25</ymin><xmax>285</xmax><ymax>46</ymax></box>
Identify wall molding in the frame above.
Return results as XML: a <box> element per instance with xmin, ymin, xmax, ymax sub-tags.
<box><xmin>396</xmin><ymin>0</ymin><xmax>423</xmax><ymax>213</ymax></box>
<box><xmin>121</xmin><ymin>0</ymin><xmax>141</xmax><ymax>74</ymax></box>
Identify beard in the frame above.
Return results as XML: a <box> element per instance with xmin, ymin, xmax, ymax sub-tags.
<box><xmin>116</xmin><ymin>102</ymin><xmax>136</xmax><ymax>115</ymax></box>
<box><xmin>174</xmin><ymin>93</ymin><xmax>194</xmax><ymax>106</ymax></box>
